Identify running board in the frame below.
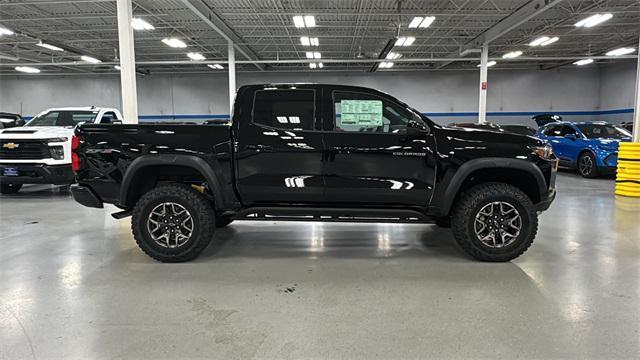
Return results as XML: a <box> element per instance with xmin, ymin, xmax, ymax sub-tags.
<box><xmin>111</xmin><ymin>210</ymin><xmax>132</xmax><ymax>219</ymax></box>
<box><xmin>234</xmin><ymin>206</ymin><xmax>434</xmax><ymax>224</ymax></box>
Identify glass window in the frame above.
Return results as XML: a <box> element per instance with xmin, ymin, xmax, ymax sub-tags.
<box><xmin>252</xmin><ymin>90</ymin><xmax>315</xmax><ymax>130</ymax></box>
<box><xmin>559</xmin><ymin>125</ymin><xmax>577</xmax><ymax>137</ymax></box>
<box><xmin>333</xmin><ymin>91</ymin><xmax>419</xmax><ymax>133</ymax></box>
<box><xmin>576</xmin><ymin>123</ymin><xmax>631</xmax><ymax>139</ymax></box>
<box><xmin>27</xmin><ymin>111</ymin><xmax>97</xmax><ymax>127</ymax></box>
<box><xmin>100</xmin><ymin>112</ymin><xmax>117</xmax><ymax>124</ymax></box>
<box><xmin>543</xmin><ymin>125</ymin><xmax>562</xmax><ymax>136</ymax></box>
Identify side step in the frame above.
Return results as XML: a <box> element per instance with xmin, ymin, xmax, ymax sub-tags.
<box><xmin>234</xmin><ymin>206</ymin><xmax>434</xmax><ymax>224</ymax></box>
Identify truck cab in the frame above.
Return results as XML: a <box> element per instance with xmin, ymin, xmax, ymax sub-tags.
<box><xmin>0</xmin><ymin>106</ymin><xmax>122</xmax><ymax>194</ymax></box>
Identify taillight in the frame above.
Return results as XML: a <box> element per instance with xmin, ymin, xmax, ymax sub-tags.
<box><xmin>71</xmin><ymin>135</ymin><xmax>82</xmax><ymax>172</ymax></box>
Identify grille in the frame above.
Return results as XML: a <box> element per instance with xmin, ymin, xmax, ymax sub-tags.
<box><xmin>0</xmin><ymin>140</ymin><xmax>50</xmax><ymax>160</ymax></box>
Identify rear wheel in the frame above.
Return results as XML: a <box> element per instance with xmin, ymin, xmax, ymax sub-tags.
<box><xmin>451</xmin><ymin>183</ymin><xmax>538</xmax><ymax>262</ymax></box>
<box><xmin>0</xmin><ymin>183</ymin><xmax>22</xmax><ymax>194</ymax></box>
<box><xmin>578</xmin><ymin>152</ymin><xmax>598</xmax><ymax>178</ymax></box>
<box><xmin>131</xmin><ymin>184</ymin><xmax>215</xmax><ymax>262</ymax></box>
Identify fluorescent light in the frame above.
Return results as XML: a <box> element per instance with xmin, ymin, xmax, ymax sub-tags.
<box><xmin>306</xmin><ymin>51</ymin><xmax>320</xmax><ymax>59</ymax></box>
<box><xmin>386</xmin><ymin>52</ymin><xmax>402</xmax><ymax>60</ymax></box>
<box><xmin>80</xmin><ymin>55</ymin><xmax>101</xmax><ymax>64</ymax></box>
<box><xmin>529</xmin><ymin>36</ymin><xmax>550</xmax><ymax>46</ymax></box>
<box><xmin>310</xmin><ymin>37</ymin><xmax>319</xmax><ymax>46</ymax></box>
<box><xmin>309</xmin><ymin>63</ymin><xmax>317</xmax><ymax>69</ymax></box>
<box><xmin>293</xmin><ymin>15</ymin><xmax>315</xmax><ymax>28</ymax></box>
<box><xmin>408</xmin><ymin>17</ymin><xmax>423</xmax><ymax>28</ymax></box>
<box><xmin>36</xmin><ymin>41</ymin><xmax>64</xmax><ymax>51</ymax></box>
<box><xmin>15</xmin><ymin>66</ymin><xmax>40</xmax><ymax>74</ymax></box>
<box><xmin>540</xmin><ymin>36</ymin><xmax>559</xmax><ymax>46</ymax></box>
<box><xmin>0</xmin><ymin>27</ymin><xmax>13</xmax><ymax>36</ymax></box>
<box><xmin>502</xmin><ymin>50</ymin><xmax>523</xmax><ymax>59</ymax></box>
<box><xmin>575</xmin><ymin>13</ymin><xmax>613</xmax><ymax>28</ymax></box>
<box><xmin>114</xmin><ymin>65</ymin><xmax>121</xmax><ymax>70</ymax></box>
<box><xmin>573</xmin><ymin>59</ymin><xmax>594</xmax><ymax>66</ymax></box>
<box><xmin>395</xmin><ymin>36</ymin><xmax>415</xmax><ymax>46</ymax></box>
<box><xmin>131</xmin><ymin>18</ymin><xmax>154</xmax><ymax>31</ymax></box>
<box><xmin>300</xmin><ymin>37</ymin><xmax>319</xmax><ymax>46</ymax></box>
<box><xmin>187</xmin><ymin>52</ymin><xmax>206</xmax><ymax>61</ymax></box>
<box><xmin>477</xmin><ymin>60</ymin><xmax>497</xmax><ymax>67</ymax></box>
<box><xmin>606</xmin><ymin>47</ymin><xmax>636</xmax><ymax>56</ymax></box>
<box><xmin>379</xmin><ymin>62</ymin><xmax>394</xmax><ymax>68</ymax></box>
<box><xmin>318</xmin><ymin>62</ymin><xmax>323</xmax><ymax>68</ymax></box>
<box><xmin>408</xmin><ymin>16</ymin><xmax>435</xmax><ymax>28</ymax></box>
<box><xmin>161</xmin><ymin>37</ymin><xmax>187</xmax><ymax>48</ymax></box>
<box><xmin>207</xmin><ymin>64</ymin><xmax>224</xmax><ymax>70</ymax></box>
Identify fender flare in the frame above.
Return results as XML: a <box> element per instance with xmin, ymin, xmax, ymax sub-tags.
<box><xmin>119</xmin><ymin>155</ymin><xmax>227</xmax><ymax>209</ymax></box>
<box><xmin>439</xmin><ymin>157</ymin><xmax>548</xmax><ymax>215</ymax></box>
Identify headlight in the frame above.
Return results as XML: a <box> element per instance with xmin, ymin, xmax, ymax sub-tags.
<box><xmin>530</xmin><ymin>144</ymin><xmax>554</xmax><ymax>160</ymax></box>
<box><xmin>49</xmin><ymin>146</ymin><xmax>64</xmax><ymax>160</ymax></box>
<box><xmin>47</xmin><ymin>137</ymin><xmax>68</xmax><ymax>143</ymax></box>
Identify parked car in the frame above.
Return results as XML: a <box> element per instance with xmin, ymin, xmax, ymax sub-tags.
<box><xmin>0</xmin><ymin>112</ymin><xmax>26</xmax><ymax>129</ymax></box>
<box><xmin>536</xmin><ymin>121</ymin><xmax>632</xmax><ymax>178</ymax></box>
<box><xmin>620</xmin><ymin>122</ymin><xmax>633</xmax><ymax>133</ymax></box>
<box><xmin>449</xmin><ymin>122</ymin><xmax>537</xmax><ymax>136</ymax></box>
<box><xmin>0</xmin><ymin>107</ymin><xmax>123</xmax><ymax>194</ymax></box>
<box><xmin>71</xmin><ymin>84</ymin><xmax>557</xmax><ymax>263</ymax></box>
<box><xmin>532</xmin><ymin>114</ymin><xmax>562</xmax><ymax>127</ymax></box>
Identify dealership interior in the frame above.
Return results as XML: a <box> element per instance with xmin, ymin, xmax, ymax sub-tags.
<box><xmin>1</xmin><ymin>0</ymin><xmax>640</xmax><ymax>358</ymax></box>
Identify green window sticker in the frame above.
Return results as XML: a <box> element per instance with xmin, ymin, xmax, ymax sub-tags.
<box><xmin>340</xmin><ymin>100</ymin><xmax>383</xmax><ymax>126</ymax></box>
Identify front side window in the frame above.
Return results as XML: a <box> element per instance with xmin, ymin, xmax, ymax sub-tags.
<box><xmin>252</xmin><ymin>90</ymin><xmax>315</xmax><ymax>130</ymax></box>
<box><xmin>576</xmin><ymin>123</ymin><xmax>631</xmax><ymax>139</ymax></box>
<box><xmin>27</xmin><ymin>111</ymin><xmax>97</xmax><ymax>127</ymax></box>
<box><xmin>559</xmin><ymin>125</ymin><xmax>578</xmax><ymax>137</ymax></box>
<box><xmin>543</xmin><ymin>125</ymin><xmax>562</xmax><ymax>136</ymax></box>
<box><xmin>333</xmin><ymin>91</ymin><xmax>420</xmax><ymax>133</ymax></box>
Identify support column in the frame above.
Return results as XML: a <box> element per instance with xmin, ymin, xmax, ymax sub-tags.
<box><xmin>228</xmin><ymin>41</ymin><xmax>236</xmax><ymax>118</ymax></box>
<box><xmin>116</xmin><ymin>0</ymin><xmax>138</xmax><ymax>124</ymax></box>
<box><xmin>633</xmin><ymin>33</ymin><xmax>640</xmax><ymax>142</ymax></box>
<box><xmin>478</xmin><ymin>43</ymin><xmax>489</xmax><ymax>124</ymax></box>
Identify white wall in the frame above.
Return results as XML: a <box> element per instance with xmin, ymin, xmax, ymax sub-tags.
<box><xmin>599</xmin><ymin>61</ymin><xmax>637</xmax><ymax>123</ymax></box>
<box><xmin>0</xmin><ymin>65</ymin><xmax>633</xmax><ymax>126</ymax></box>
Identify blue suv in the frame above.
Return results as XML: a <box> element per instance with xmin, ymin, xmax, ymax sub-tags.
<box><xmin>536</xmin><ymin>121</ymin><xmax>632</xmax><ymax>178</ymax></box>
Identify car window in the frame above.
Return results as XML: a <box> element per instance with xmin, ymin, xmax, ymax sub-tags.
<box><xmin>100</xmin><ymin>112</ymin><xmax>117</xmax><ymax>124</ymax></box>
<box><xmin>576</xmin><ymin>123</ymin><xmax>631</xmax><ymax>139</ymax></box>
<box><xmin>542</xmin><ymin>125</ymin><xmax>561</xmax><ymax>136</ymax></box>
<box><xmin>333</xmin><ymin>90</ymin><xmax>420</xmax><ymax>133</ymax></box>
<box><xmin>559</xmin><ymin>125</ymin><xmax>577</xmax><ymax>137</ymax></box>
<box><xmin>27</xmin><ymin>111</ymin><xmax>97</xmax><ymax>127</ymax></box>
<box><xmin>252</xmin><ymin>89</ymin><xmax>315</xmax><ymax>131</ymax></box>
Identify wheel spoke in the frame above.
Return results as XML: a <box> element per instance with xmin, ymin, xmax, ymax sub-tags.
<box><xmin>147</xmin><ymin>202</ymin><xmax>194</xmax><ymax>249</ymax></box>
<box><xmin>474</xmin><ymin>201</ymin><xmax>522</xmax><ymax>248</ymax></box>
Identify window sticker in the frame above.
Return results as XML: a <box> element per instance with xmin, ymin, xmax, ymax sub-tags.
<box><xmin>340</xmin><ymin>100</ymin><xmax>383</xmax><ymax>126</ymax></box>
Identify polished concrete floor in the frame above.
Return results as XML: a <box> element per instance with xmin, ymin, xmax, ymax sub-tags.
<box><xmin>1</xmin><ymin>172</ymin><xmax>639</xmax><ymax>359</ymax></box>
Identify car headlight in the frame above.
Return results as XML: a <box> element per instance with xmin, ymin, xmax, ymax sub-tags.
<box><xmin>47</xmin><ymin>137</ymin><xmax>68</xmax><ymax>143</ymax></box>
<box><xmin>49</xmin><ymin>146</ymin><xmax>65</xmax><ymax>160</ymax></box>
<box><xmin>530</xmin><ymin>144</ymin><xmax>554</xmax><ymax>160</ymax></box>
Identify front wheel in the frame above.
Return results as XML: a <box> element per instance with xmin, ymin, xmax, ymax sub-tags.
<box><xmin>451</xmin><ymin>183</ymin><xmax>538</xmax><ymax>262</ymax></box>
<box><xmin>578</xmin><ymin>152</ymin><xmax>598</xmax><ymax>178</ymax></box>
<box><xmin>131</xmin><ymin>184</ymin><xmax>216</xmax><ymax>262</ymax></box>
<box><xmin>0</xmin><ymin>183</ymin><xmax>22</xmax><ymax>194</ymax></box>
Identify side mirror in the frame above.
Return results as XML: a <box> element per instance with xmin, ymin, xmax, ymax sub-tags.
<box><xmin>564</xmin><ymin>133</ymin><xmax>577</xmax><ymax>141</ymax></box>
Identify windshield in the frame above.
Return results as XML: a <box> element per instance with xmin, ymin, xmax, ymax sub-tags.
<box><xmin>576</xmin><ymin>124</ymin><xmax>631</xmax><ymax>139</ymax></box>
<box><xmin>27</xmin><ymin>111</ymin><xmax>97</xmax><ymax>127</ymax></box>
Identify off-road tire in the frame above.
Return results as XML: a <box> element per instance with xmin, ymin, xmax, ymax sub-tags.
<box><xmin>0</xmin><ymin>183</ymin><xmax>22</xmax><ymax>194</ymax></box>
<box><xmin>451</xmin><ymin>183</ymin><xmax>538</xmax><ymax>262</ymax></box>
<box><xmin>578</xmin><ymin>152</ymin><xmax>598</xmax><ymax>178</ymax></box>
<box><xmin>215</xmin><ymin>215</ymin><xmax>234</xmax><ymax>228</ymax></box>
<box><xmin>132</xmin><ymin>183</ymin><xmax>215</xmax><ymax>262</ymax></box>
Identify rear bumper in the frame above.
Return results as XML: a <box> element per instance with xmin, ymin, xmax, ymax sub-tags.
<box><xmin>70</xmin><ymin>184</ymin><xmax>104</xmax><ymax>208</ymax></box>
<box><xmin>0</xmin><ymin>163</ymin><xmax>74</xmax><ymax>185</ymax></box>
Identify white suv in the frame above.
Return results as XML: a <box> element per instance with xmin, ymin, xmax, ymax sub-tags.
<box><xmin>0</xmin><ymin>107</ymin><xmax>123</xmax><ymax>194</ymax></box>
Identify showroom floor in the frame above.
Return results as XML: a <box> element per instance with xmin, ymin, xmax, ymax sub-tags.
<box><xmin>1</xmin><ymin>172</ymin><xmax>639</xmax><ymax>359</ymax></box>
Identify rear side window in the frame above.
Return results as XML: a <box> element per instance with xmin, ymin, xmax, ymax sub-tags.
<box><xmin>252</xmin><ymin>90</ymin><xmax>315</xmax><ymax>130</ymax></box>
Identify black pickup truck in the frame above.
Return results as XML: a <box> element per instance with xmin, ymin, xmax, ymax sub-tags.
<box><xmin>71</xmin><ymin>84</ymin><xmax>557</xmax><ymax>263</ymax></box>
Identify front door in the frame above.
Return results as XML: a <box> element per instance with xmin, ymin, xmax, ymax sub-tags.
<box><xmin>235</xmin><ymin>87</ymin><xmax>325</xmax><ymax>205</ymax></box>
<box><xmin>321</xmin><ymin>88</ymin><xmax>437</xmax><ymax>207</ymax></box>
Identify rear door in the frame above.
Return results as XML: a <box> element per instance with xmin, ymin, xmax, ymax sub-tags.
<box><xmin>321</xmin><ymin>87</ymin><xmax>436</xmax><ymax>207</ymax></box>
<box><xmin>234</xmin><ymin>86</ymin><xmax>325</xmax><ymax>205</ymax></box>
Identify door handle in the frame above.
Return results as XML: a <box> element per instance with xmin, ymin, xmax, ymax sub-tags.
<box><xmin>246</xmin><ymin>144</ymin><xmax>272</xmax><ymax>151</ymax></box>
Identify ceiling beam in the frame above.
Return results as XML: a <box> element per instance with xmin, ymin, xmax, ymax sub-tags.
<box><xmin>178</xmin><ymin>0</ymin><xmax>266</xmax><ymax>71</ymax></box>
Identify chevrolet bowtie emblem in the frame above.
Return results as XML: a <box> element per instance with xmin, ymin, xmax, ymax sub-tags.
<box><xmin>2</xmin><ymin>143</ymin><xmax>19</xmax><ymax>149</ymax></box>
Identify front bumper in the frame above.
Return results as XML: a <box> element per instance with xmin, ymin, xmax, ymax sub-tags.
<box><xmin>0</xmin><ymin>163</ymin><xmax>74</xmax><ymax>185</ymax></box>
<box><xmin>70</xmin><ymin>184</ymin><xmax>104</xmax><ymax>208</ymax></box>
<box><xmin>535</xmin><ymin>187</ymin><xmax>556</xmax><ymax>212</ymax></box>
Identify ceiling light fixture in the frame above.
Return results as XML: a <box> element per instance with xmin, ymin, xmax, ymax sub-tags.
<box><xmin>300</xmin><ymin>36</ymin><xmax>319</xmax><ymax>46</ymax></box>
<box><xmin>606</xmin><ymin>47</ymin><xmax>636</xmax><ymax>56</ymax></box>
<box><xmin>161</xmin><ymin>37</ymin><xmax>187</xmax><ymax>48</ymax></box>
<box><xmin>502</xmin><ymin>50</ymin><xmax>523</xmax><ymax>59</ymax></box>
<box><xmin>36</xmin><ymin>41</ymin><xmax>64</xmax><ymax>51</ymax></box>
<box><xmin>306</xmin><ymin>51</ymin><xmax>321</xmax><ymax>59</ymax></box>
<box><xmin>529</xmin><ymin>36</ymin><xmax>559</xmax><ymax>47</ymax></box>
<box><xmin>0</xmin><ymin>27</ymin><xmax>13</xmax><ymax>36</ymax></box>
<box><xmin>379</xmin><ymin>62</ymin><xmax>394</xmax><ymax>68</ymax></box>
<box><xmin>15</xmin><ymin>66</ymin><xmax>40</xmax><ymax>74</ymax></box>
<box><xmin>575</xmin><ymin>13</ymin><xmax>613</xmax><ymax>28</ymax></box>
<box><xmin>131</xmin><ymin>18</ymin><xmax>154</xmax><ymax>31</ymax></box>
<box><xmin>207</xmin><ymin>64</ymin><xmax>224</xmax><ymax>70</ymax></box>
<box><xmin>386</xmin><ymin>52</ymin><xmax>402</xmax><ymax>60</ymax></box>
<box><xmin>187</xmin><ymin>52</ymin><xmax>206</xmax><ymax>61</ymax></box>
<box><xmin>395</xmin><ymin>37</ymin><xmax>415</xmax><ymax>46</ymax></box>
<box><xmin>293</xmin><ymin>15</ymin><xmax>315</xmax><ymax>28</ymax></box>
<box><xmin>408</xmin><ymin>16</ymin><xmax>435</xmax><ymax>28</ymax></box>
<box><xmin>477</xmin><ymin>60</ymin><xmax>497</xmax><ymax>67</ymax></box>
<box><xmin>573</xmin><ymin>59</ymin><xmax>594</xmax><ymax>66</ymax></box>
<box><xmin>114</xmin><ymin>65</ymin><xmax>122</xmax><ymax>70</ymax></box>
<box><xmin>309</xmin><ymin>62</ymin><xmax>323</xmax><ymax>69</ymax></box>
<box><xmin>80</xmin><ymin>55</ymin><xmax>101</xmax><ymax>64</ymax></box>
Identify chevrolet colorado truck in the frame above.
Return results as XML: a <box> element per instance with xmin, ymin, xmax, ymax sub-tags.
<box><xmin>0</xmin><ymin>107</ymin><xmax>122</xmax><ymax>194</ymax></box>
<box><xmin>71</xmin><ymin>84</ymin><xmax>557</xmax><ymax>263</ymax></box>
